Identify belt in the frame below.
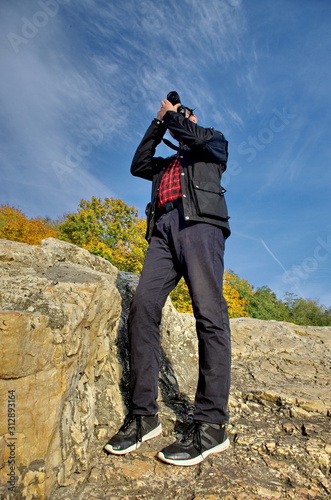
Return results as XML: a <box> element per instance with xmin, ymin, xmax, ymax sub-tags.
<box><xmin>162</xmin><ymin>199</ymin><xmax>182</xmax><ymax>213</ymax></box>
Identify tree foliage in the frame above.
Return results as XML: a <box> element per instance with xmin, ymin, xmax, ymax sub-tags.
<box><xmin>2</xmin><ymin>200</ymin><xmax>330</xmax><ymax>326</ymax></box>
<box><xmin>169</xmin><ymin>271</ymin><xmax>249</xmax><ymax>317</ymax></box>
<box><xmin>224</xmin><ymin>270</ymin><xmax>331</xmax><ymax>326</ymax></box>
<box><xmin>170</xmin><ymin>278</ymin><xmax>193</xmax><ymax>313</ymax></box>
<box><xmin>0</xmin><ymin>204</ymin><xmax>57</xmax><ymax>245</ymax></box>
<box><xmin>284</xmin><ymin>294</ymin><xmax>331</xmax><ymax>326</ymax></box>
<box><xmin>223</xmin><ymin>270</ymin><xmax>251</xmax><ymax>318</ymax></box>
<box><xmin>246</xmin><ymin>286</ymin><xmax>291</xmax><ymax>321</ymax></box>
<box><xmin>58</xmin><ymin>197</ymin><xmax>148</xmax><ymax>273</ymax></box>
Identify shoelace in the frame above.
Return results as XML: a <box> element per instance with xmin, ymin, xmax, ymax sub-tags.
<box><xmin>180</xmin><ymin>422</ymin><xmax>202</xmax><ymax>453</ymax></box>
<box><xmin>120</xmin><ymin>414</ymin><xmax>143</xmax><ymax>443</ymax></box>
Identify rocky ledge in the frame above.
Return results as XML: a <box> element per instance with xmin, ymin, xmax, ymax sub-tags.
<box><xmin>0</xmin><ymin>238</ymin><xmax>330</xmax><ymax>499</ymax></box>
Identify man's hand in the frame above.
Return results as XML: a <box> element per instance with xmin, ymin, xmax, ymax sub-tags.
<box><xmin>157</xmin><ymin>99</ymin><xmax>181</xmax><ymax>121</ymax></box>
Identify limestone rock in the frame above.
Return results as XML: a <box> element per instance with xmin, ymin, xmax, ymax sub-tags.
<box><xmin>0</xmin><ymin>238</ymin><xmax>330</xmax><ymax>499</ymax></box>
<box><xmin>0</xmin><ymin>238</ymin><xmax>123</xmax><ymax>499</ymax></box>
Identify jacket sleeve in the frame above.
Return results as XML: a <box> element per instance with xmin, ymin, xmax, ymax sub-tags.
<box><xmin>130</xmin><ymin>119</ymin><xmax>167</xmax><ymax>181</ymax></box>
<box><xmin>162</xmin><ymin>111</ymin><xmax>228</xmax><ymax>166</ymax></box>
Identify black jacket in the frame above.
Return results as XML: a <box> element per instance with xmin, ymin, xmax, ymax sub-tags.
<box><xmin>131</xmin><ymin>110</ymin><xmax>231</xmax><ymax>242</ymax></box>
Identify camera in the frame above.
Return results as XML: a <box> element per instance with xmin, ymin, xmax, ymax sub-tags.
<box><xmin>166</xmin><ymin>91</ymin><xmax>186</xmax><ymax>116</ymax></box>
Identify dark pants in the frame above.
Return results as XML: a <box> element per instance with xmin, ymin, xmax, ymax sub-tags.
<box><xmin>128</xmin><ymin>208</ymin><xmax>231</xmax><ymax>424</ymax></box>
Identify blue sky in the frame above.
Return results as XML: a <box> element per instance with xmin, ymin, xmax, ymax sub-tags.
<box><xmin>1</xmin><ymin>0</ymin><xmax>331</xmax><ymax>306</ymax></box>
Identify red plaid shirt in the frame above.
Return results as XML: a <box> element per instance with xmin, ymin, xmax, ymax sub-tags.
<box><xmin>157</xmin><ymin>154</ymin><xmax>182</xmax><ymax>208</ymax></box>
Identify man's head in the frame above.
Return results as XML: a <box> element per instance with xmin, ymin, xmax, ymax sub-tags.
<box><xmin>185</xmin><ymin>107</ymin><xmax>198</xmax><ymax>123</ymax></box>
<box><xmin>157</xmin><ymin>99</ymin><xmax>198</xmax><ymax>124</ymax></box>
<box><xmin>166</xmin><ymin>91</ymin><xmax>198</xmax><ymax>123</ymax></box>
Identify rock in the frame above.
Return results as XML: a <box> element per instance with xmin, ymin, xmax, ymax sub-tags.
<box><xmin>0</xmin><ymin>238</ymin><xmax>330</xmax><ymax>499</ymax></box>
<box><xmin>0</xmin><ymin>238</ymin><xmax>123</xmax><ymax>499</ymax></box>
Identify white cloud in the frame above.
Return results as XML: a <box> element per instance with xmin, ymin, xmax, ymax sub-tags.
<box><xmin>0</xmin><ymin>0</ymin><xmax>247</xmax><ymax>215</ymax></box>
<box><xmin>1</xmin><ymin>0</ymin><xmax>331</xmax><ymax>307</ymax></box>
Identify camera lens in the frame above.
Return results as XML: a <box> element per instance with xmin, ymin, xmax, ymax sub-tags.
<box><xmin>167</xmin><ymin>91</ymin><xmax>181</xmax><ymax>105</ymax></box>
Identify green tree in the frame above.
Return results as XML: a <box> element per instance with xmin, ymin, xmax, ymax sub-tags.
<box><xmin>224</xmin><ymin>271</ymin><xmax>292</xmax><ymax>321</ymax></box>
<box><xmin>58</xmin><ymin>197</ymin><xmax>148</xmax><ymax>273</ymax></box>
<box><xmin>247</xmin><ymin>286</ymin><xmax>291</xmax><ymax>321</ymax></box>
<box><xmin>284</xmin><ymin>294</ymin><xmax>331</xmax><ymax>326</ymax></box>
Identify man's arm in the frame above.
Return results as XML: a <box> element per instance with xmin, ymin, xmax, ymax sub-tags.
<box><xmin>130</xmin><ymin>100</ymin><xmax>179</xmax><ymax>180</ymax></box>
<box><xmin>130</xmin><ymin>119</ymin><xmax>167</xmax><ymax>180</ymax></box>
<box><xmin>163</xmin><ymin>111</ymin><xmax>228</xmax><ymax>165</ymax></box>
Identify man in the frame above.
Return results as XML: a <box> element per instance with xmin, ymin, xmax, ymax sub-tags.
<box><xmin>104</xmin><ymin>93</ymin><xmax>231</xmax><ymax>466</ymax></box>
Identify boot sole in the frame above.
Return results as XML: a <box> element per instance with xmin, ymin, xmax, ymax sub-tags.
<box><xmin>157</xmin><ymin>437</ymin><xmax>230</xmax><ymax>466</ymax></box>
<box><xmin>104</xmin><ymin>424</ymin><xmax>162</xmax><ymax>455</ymax></box>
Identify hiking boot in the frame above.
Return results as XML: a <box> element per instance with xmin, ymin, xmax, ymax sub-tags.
<box><xmin>158</xmin><ymin>421</ymin><xmax>230</xmax><ymax>466</ymax></box>
<box><xmin>104</xmin><ymin>413</ymin><xmax>162</xmax><ymax>455</ymax></box>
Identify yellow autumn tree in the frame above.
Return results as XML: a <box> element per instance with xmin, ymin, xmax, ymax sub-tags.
<box><xmin>170</xmin><ymin>278</ymin><xmax>193</xmax><ymax>313</ymax></box>
<box><xmin>223</xmin><ymin>270</ymin><xmax>249</xmax><ymax>318</ymax></box>
<box><xmin>170</xmin><ymin>271</ymin><xmax>250</xmax><ymax>316</ymax></box>
<box><xmin>0</xmin><ymin>205</ymin><xmax>57</xmax><ymax>245</ymax></box>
